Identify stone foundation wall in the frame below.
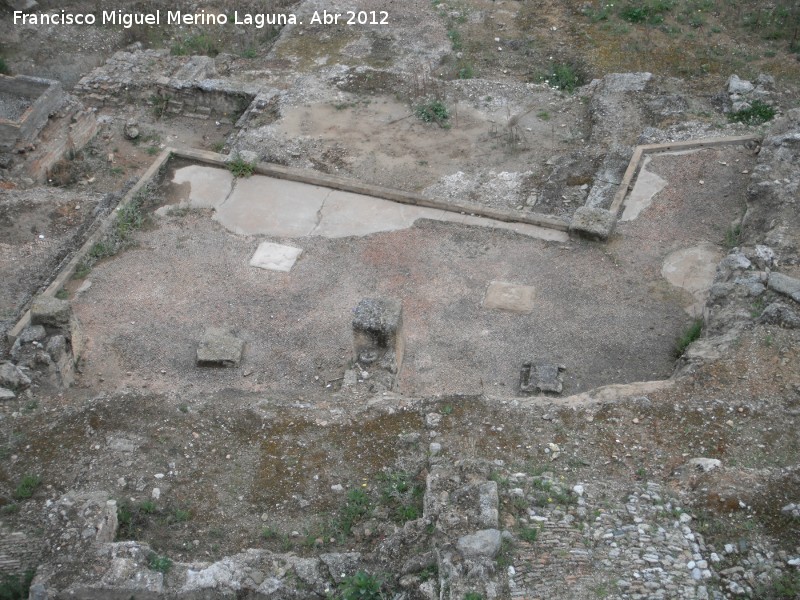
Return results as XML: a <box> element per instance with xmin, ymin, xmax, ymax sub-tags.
<box><xmin>26</xmin><ymin>104</ymin><xmax>98</xmax><ymax>182</ymax></box>
<box><xmin>0</xmin><ymin>75</ymin><xmax>65</xmax><ymax>150</ymax></box>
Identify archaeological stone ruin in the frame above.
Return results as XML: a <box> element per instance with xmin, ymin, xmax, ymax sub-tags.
<box><xmin>1</xmin><ymin>2</ymin><xmax>800</xmax><ymax>599</ymax></box>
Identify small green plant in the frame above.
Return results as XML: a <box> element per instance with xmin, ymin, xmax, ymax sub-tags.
<box><xmin>518</xmin><ymin>526</ymin><xmax>539</xmax><ymax>543</ymax></box>
<box><xmin>753</xmin><ymin>569</ymin><xmax>800</xmax><ymax>600</ymax></box>
<box><xmin>139</xmin><ymin>499</ymin><xmax>157</xmax><ymax>514</ymax></box>
<box><xmin>172</xmin><ymin>508</ymin><xmax>191</xmax><ymax>522</ymax></box>
<box><xmin>728</xmin><ymin>100</ymin><xmax>776</xmax><ymax>125</ymax></box>
<box><xmin>415</xmin><ymin>100</ymin><xmax>450</xmax><ymax>127</ymax></box>
<box><xmin>418</xmin><ymin>565</ymin><xmax>438</xmax><ymax>581</ymax></box>
<box><xmin>457</xmin><ymin>62</ymin><xmax>474</xmax><ymax>79</ymax></box>
<box><xmin>150</xmin><ymin>94</ymin><xmax>171</xmax><ymax>119</ymax></box>
<box><xmin>464</xmin><ymin>593</ymin><xmax>483</xmax><ymax>600</ymax></box>
<box><xmin>148</xmin><ymin>553</ymin><xmax>172</xmax><ymax>574</ymax></box>
<box><xmin>13</xmin><ymin>474</ymin><xmax>41</xmax><ymax>500</ymax></box>
<box><xmin>72</xmin><ymin>262</ymin><xmax>92</xmax><ymax>280</ymax></box>
<box><xmin>227</xmin><ymin>154</ymin><xmax>256</xmax><ymax>178</ymax></box>
<box><xmin>178</xmin><ymin>403</ymin><xmax>189</xmax><ymax>413</ymax></box>
<box><xmin>620</xmin><ymin>5</ymin><xmax>649</xmax><ymax>23</ymax></box>
<box><xmin>210</xmin><ymin>141</ymin><xmax>226</xmax><ymax>153</ymax></box>
<box><xmin>241</xmin><ymin>47</ymin><xmax>258</xmax><ymax>59</ymax></box>
<box><xmin>537</xmin><ymin>110</ymin><xmax>550</xmax><ymax>121</ymax></box>
<box><xmin>0</xmin><ymin>568</ymin><xmax>35</xmax><ymax>600</ymax></box>
<box><xmin>339</xmin><ymin>571</ymin><xmax>383</xmax><ymax>600</ymax></box>
<box><xmin>146</xmin><ymin>145</ymin><xmax>160</xmax><ymax>156</ymax></box>
<box><xmin>751</xmin><ymin>297</ymin><xmax>766</xmax><ymax>318</ymax></box>
<box><xmin>54</xmin><ymin>289</ymin><xmax>69</xmax><ymax>300</ymax></box>
<box><xmin>335</xmin><ymin>488</ymin><xmax>372</xmax><ymax>537</ymax></box>
<box><xmin>171</xmin><ymin>34</ymin><xmax>219</xmax><ymax>57</ymax></box>
<box><xmin>379</xmin><ymin>470</ymin><xmax>424</xmax><ymax>523</ymax></box>
<box><xmin>0</xmin><ymin>57</ymin><xmax>10</xmax><ymax>75</ymax></box>
<box><xmin>724</xmin><ymin>223</ymin><xmax>742</xmax><ymax>248</ymax></box>
<box><xmin>1</xmin><ymin>503</ymin><xmax>20</xmax><ymax>515</ymax></box>
<box><xmin>115</xmin><ymin>201</ymin><xmax>146</xmax><ymax>240</ymax></box>
<box><xmin>447</xmin><ymin>28</ymin><xmax>463</xmax><ymax>51</ymax></box>
<box><xmin>495</xmin><ymin>537</ymin><xmax>515</xmax><ymax>568</ymax></box>
<box><xmin>543</xmin><ymin>61</ymin><xmax>588</xmax><ymax>93</ymax></box>
<box><xmin>674</xmin><ymin>319</ymin><xmax>703</xmax><ymax>357</ymax></box>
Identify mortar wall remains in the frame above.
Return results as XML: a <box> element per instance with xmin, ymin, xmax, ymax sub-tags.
<box><xmin>0</xmin><ymin>75</ymin><xmax>65</xmax><ymax>148</ymax></box>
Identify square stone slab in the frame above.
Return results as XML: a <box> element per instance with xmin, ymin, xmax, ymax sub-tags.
<box><xmin>519</xmin><ymin>362</ymin><xmax>566</xmax><ymax>395</ymax></box>
<box><xmin>196</xmin><ymin>328</ymin><xmax>244</xmax><ymax>367</ymax></box>
<box><xmin>483</xmin><ymin>281</ymin><xmax>536</xmax><ymax>313</ymax></box>
<box><xmin>249</xmin><ymin>242</ymin><xmax>302</xmax><ymax>272</ymax></box>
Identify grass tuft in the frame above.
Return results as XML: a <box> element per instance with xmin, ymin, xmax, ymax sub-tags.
<box><xmin>728</xmin><ymin>100</ymin><xmax>776</xmax><ymax>125</ymax></box>
<box><xmin>0</xmin><ymin>569</ymin><xmax>35</xmax><ymax>600</ymax></box>
<box><xmin>674</xmin><ymin>319</ymin><xmax>703</xmax><ymax>357</ymax></box>
<box><xmin>339</xmin><ymin>571</ymin><xmax>384</xmax><ymax>600</ymax></box>
<box><xmin>227</xmin><ymin>154</ymin><xmax>256</xmax><ymax>178</ymax></box>
<box><xmin>415</xmin><ymin>100</ymin><xmax>450</xmax><ymax>127</ymax></box>
<box><xmin>13</xmin><ymin>474</ymin><xmax>41</xmax><ymax>500</ymax></box>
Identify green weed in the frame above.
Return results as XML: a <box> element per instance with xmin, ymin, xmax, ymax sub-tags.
<box><xmin>674</xmin><ymin>319</ymin><xmax>703</xmax><ymax>357</ymax></box>
<box><xmin>379</xmin><ymin>470</ymin><xmax>424</xmax><ymax>523</ymax></box>
<box><xmin>172</xmin><ymin>508</ymin><xmax>191</xmax><ymax>522</ymax></box>
<box><xmin>518</xmin><ymin>526</ymin><xmax>539</xmax><ymax>543</ymax></box>
<box><xmin>751</xmin><ymin>297</ymin><xmax>766</xmax><ymax>318</ymax></box>
<box><xmin>149</xmin><ymin>94</ymin><xmax>170</xmax><ymax>119</ymax></box>
<box><xmin>227</xmin><ymin>154</ymin><xmax>256</xmax><ymax>178</ymax></box>
<box><xmin>335</xmin><ymin>489</ymin><xmax>372</xmax><ymax>537</ymax></box>
<box><xmin>148</xmin><ymin>553</ymin><xmax>172</xmax><ymax>574</ymax></box>
<box><xmin>339</xmin><ymin>571</ymin><xmax>384</xmax><ymax>600</ymax></box>
<box><xmin>171</xmin><ymin>34</ymin><xmax>219</xmax><ymax>57</ymax></box>
<box><xmin>0</xmin><ymin>57</ymin><xmax>9</xmax><ymax>75</ymax></box>
<box><xmin>753</xmin><ymin>569</ymin><xmax>800</xmax><ymax>599</ymax></box>
<box><xmin>447</xmin><ymin>29</ymin><xmax>463</xmax><ymax>51</ymax></box>
<box><xmin>415</xmin><ymin>100</ymin><xmax>450</xmax><ymax>127</ymax></box>
<box><xmin>457</xmin><ymin>62</ymin><xmax>474</xmax><ymax>79</ymax></box>
<box><xmin>728</xmin><ymin>100</ymin><xmax>776</xmax><ymax>125</ymax></box>
<box><xmin>13</xmin><ymin>474</ymin><xmax>41</xmax><ymax>500</ymax></box>
<box><xmin>724</xmin><ymin>224</ymin><xmax>742</xmax><ymax>248</ymax></box>
<box><xmin>543</xmin><ymin>62</ymin><xmax>588</xmax><ymax>93</ymax></box>
<box><xmin>0</xmin><ymin>569</ymin><xmax>35</xmax><ymax>600</ymax></box>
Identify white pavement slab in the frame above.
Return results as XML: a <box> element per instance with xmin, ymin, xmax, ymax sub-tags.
<box><xmin>249</xmin><ymin>242</ymin><xmax>303</xmax><ymax>272</ymax></box>
<box><xmin>168</xmin><ymin>167</ymin><xmax>566</xmax><ymax>242</ymax></box>
<box><xmin>662</xmin><ymin>242</ymin><xmax>723</xmax><ymax>316</ymax></box>
<box><xmin>214</xmin><ymin>176</ymin><xmax>328</xmax><ymax>237</ymax></box>
<box><xmin>621</xmin><ymin>156</ymin><xmax>667</xmax><ymax>222</ymax></box>
<box><xmin>172</xmin><ymin>165</ymin><xmax>234</xmax><ymax>208</ymax></box>
<box><xmin>312</xmin><ymin>190</ymin><xmax>445</xmax><ymax>238</ymax></box>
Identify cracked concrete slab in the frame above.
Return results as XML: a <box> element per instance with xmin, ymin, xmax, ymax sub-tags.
<box><xmin>312</xmin><ymin>190</ymin><xmax>444</xmax><ymax>238</ymax></box>
<box><xmin>215</xmin><ymin>176</ymin><xmax>328</xmax><ymax>237</ymax></box>
<box><xmin>169</xmin><ymin>166</ymin><xmax>567</xmax><ymax>241</ymax></box>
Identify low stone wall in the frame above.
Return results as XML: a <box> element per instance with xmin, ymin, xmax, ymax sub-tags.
<box><xmin>0</xmin><ymin>75</ymin><xmax>64</xmax><ymax>150</ymax></box>
<box><xmin>26</xmin><ymin>103</ymin><xmax>98</xmax><ymax>182</ymax></box>
<box><xmin>75</xmin><ymin>51</ymin><xmax>255</xmax><ymax>123</ymax></box>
